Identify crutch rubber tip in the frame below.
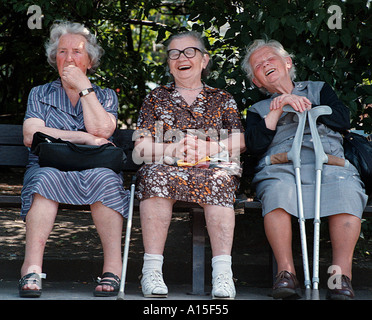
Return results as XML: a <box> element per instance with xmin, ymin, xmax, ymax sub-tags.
<box><xmin>117</xmin><ymin>291</ymin><xmax>125</xmax><ymax>300</ymax></box>
<box><xmin>311</xmin><ymin>290</ymin><xmax>320</xmax><ymax>300</ymax></box>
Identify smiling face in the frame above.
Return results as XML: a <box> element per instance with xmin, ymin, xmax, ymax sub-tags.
<box><xmin>167</xmin><ymin>36</ymin><xmax>209</xmax><ymax>86</ymax></box>
<box><xmin>249</xmin><ymin>46</ymin><xmax>293</xmax><ymax>94</ymax></box>
<box><xmin>56</xmin><ymin>33</ymin><xmax>92</xmax><ymax>77</ymax></box>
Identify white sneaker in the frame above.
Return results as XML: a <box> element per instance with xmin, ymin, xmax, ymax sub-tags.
<box><xmin>140</xmin><ymin>270</ymin><xmax>168</xmax><ymax>298</ymax></box>
<box><xmin>211</xmin><ymin>272</ymin><xmax>236</xmax><ymax>300</ymax></box>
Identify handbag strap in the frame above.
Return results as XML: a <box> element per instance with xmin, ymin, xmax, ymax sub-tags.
<box><xmin>65</xmin><ymin>141</ymin><xmax>114</xmax><ymax>154</ymax></box>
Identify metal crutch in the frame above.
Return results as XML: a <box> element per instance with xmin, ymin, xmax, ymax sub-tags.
<box><xmin>307</xmin><ymin>105</ymin><xmax>332</xmax><ymax>300</ymax></box>
<box><xmin>117</xmin><ymin>176</ymin><xmax>136</xmax><ymax>300</ymax></box>
<box><xmin>265</xmin><ymin>105</ymin><xmax>312</xmax><ymax>296</ymax></box>
<box><xmin>267</xmin><ymin>105</ymin><xmax>346</xmax><ymax>300</ymax></box>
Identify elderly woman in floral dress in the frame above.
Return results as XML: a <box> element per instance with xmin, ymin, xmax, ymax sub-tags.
<box><xmin>134</xmin><ymin>31</ymin><xmax>245</xmax><ymax>299</ymax></box>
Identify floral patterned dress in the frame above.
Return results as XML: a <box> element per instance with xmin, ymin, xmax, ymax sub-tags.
<box><xmin>135</xmin><ymin>83</ymin><xmax>244</xmax><ymax>208</ymax></box>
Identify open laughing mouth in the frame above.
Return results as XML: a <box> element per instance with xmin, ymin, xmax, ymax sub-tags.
<box><xmin>265</xmin><ymin>68</ymin><xmax>275</xmax><ymax>76</ymax></box>
<box><xmin>178</xmin><ymin>65</ymin><xmax>191</xmax><ymax>70</ymax></box>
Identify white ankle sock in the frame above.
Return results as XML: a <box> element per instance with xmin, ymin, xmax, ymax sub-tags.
<box><xmin>142</xmin><ymin>253</ymin><xmax>164</xmax><ymax>274</ymax></box>
<box><xmin>212</xmin><ymin>255</ymin><xmax>232</xmax><ymax>279</ymax></box>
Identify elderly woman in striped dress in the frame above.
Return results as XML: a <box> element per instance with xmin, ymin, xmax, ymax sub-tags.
<box><xmin>19</xmin><ymin>21</ymin><xmax>129</xmax><ymax>297</ymax></box>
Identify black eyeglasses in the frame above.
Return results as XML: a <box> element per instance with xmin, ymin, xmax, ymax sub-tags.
<box><xmin>167</xmin><ymin>47</ymin><xmax>204</xmax><ymax>60</ymax></box>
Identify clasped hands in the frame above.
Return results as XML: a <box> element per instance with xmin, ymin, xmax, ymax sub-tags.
<box><xmin>167</xmin><ymin>134</ymin><xmax>218</xmax><ymax>165</ymax></box>
<box><xmin>270</xmin><ymin>93</ymin><xmax>312</xmax><ymax>113</ymax></box>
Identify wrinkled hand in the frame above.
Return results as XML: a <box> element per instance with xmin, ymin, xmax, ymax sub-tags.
<box><xmin>270</xmin><ymin>94</ymin><xmax>312</xmax><ymax>113</ymax></box>
<box><xmin>61</xmin><ymin>65</ymin><xmax>91</xmax><ymax>91</ymax></box>
<box><xmin>84</xmin><ymin>133</ymin><xmax>112</xmax><ymax>146</ymax></box>
<box><xmin>177</xmin><ymin>134</ymin><xmax>209</xmax><ymax>163</ymax></box>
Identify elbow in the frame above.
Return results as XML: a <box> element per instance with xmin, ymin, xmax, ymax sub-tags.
<box><xmin>96</xmin><ymin>129</ymin><xmax>114</xmax><ymax>140</ymax></box>
<box><xmin>23</xmin><ymin>128</ymin><xmax>35</xmax><ymax>148</ymax></box>
<box><xmin>23</xmin><ymin>136</ymin><xmax>33</xmax><ymax>148</ymax></box>
<box><xmin>88</xmin><ymin>124</ymin><xmax>116</xmax><ymax>140</ymax></box>
<box><xmin>85</xmin><ymin>114</ymin><xmax>117</xmax><ymax>140</ymax></box>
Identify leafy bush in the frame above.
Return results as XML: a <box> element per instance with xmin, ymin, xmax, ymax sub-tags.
<box><xmin>1</xmin><ymin>0</ymin><xmax>371</xmax><ymax>132</ymax></box>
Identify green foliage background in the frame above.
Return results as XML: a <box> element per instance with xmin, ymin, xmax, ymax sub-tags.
<box><xmin>1</xmin><ymin>0</ymin><xmax>371</xmax><ymax>132</ymax></box>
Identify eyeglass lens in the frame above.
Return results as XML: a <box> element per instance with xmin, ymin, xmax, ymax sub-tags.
<box><xmin>168</xmin><ymin>47</ymin><xmax>200</xmax><ymax>60</ymax></box>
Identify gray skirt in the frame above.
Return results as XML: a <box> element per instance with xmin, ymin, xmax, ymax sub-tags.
<box><xmin>253</xmin><ymin>162</ymin><xmax>368</xmax><ymax>219</ymax></box>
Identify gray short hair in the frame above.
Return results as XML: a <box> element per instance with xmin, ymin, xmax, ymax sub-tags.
<box><xmin>45</xmin><ymin>21</ymin><xmax>104</xmax><ymax>74</ymax></box>
<box><xmin>166</xmin><ymin>31</ymin><xmax>211</xmax><ymax>78</ymax></box>
<box><xmin>241</xmin><ymin>39</ymin><xmax>296</xmax><ymax>93</ymax></box>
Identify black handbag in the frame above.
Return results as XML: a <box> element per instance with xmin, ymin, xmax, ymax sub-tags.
<box><xmin>343</xmin><ymin>131</ymin><xmax>372</xmax><ymax>195</ymax></box>
<box><xmin>31</xmin><ymin>132</ymin><xmax>126</xmax><ymax>173</ymax></box>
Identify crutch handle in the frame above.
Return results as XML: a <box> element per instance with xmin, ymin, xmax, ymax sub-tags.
<box><xmin>267</xmin><ymin>152</ymin><xmax>347</xmax><ymax>167</ymax></box>
<box><xmin>326</xmin><ymin>154</ymin><xmax>346</xmax><ymax>167</ymax></box>
<box><xmin>265</xmin><ymin>152</ymin><xmax>288</xmax><ymax>165</ymax></box>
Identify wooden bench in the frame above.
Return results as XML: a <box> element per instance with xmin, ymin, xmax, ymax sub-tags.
<box><xmin>1</xmin><ymin>124</ymin><xmax>371</xmax><ymax>295</ymax></box>
<box><xmin>0</xmin><ymin>124</ymin><xmax>258</xmax><ymax>294</ymax></box>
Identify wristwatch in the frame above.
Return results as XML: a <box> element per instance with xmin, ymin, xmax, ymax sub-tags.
<box><xmin>79</xmin><ymin>87</ymin><xmax>94</xmax><ymax>97</ymax></box>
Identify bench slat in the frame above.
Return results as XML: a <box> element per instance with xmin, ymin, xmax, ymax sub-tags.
<box><xmin>0</xmin><ymin>125</ymin><xmax>24</xmax><ymax>145</ymax></box>
<box><xmin>0</xmin><ymin>145</ymin><xmax>29</xmax><ymax>167</ymax></box>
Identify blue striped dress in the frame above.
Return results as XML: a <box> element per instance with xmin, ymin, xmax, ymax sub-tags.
<box><xmin>21</xmin><ymin>79</ymin><xmax>130</xmax><ymax>220</ymax></box>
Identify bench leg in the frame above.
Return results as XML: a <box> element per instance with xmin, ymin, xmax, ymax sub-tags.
<box><xmin>189</xmin><ymin>207</ymin><xmax>208</xmax><ymax>295</ymax></box>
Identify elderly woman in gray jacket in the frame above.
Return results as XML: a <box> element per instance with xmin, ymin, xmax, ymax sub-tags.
<box><xmin>242</xmin><ymin>39</ymin><xmax>368</xmax><ymax>300</ymax></box>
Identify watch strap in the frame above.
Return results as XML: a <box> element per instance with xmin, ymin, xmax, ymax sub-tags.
<box><xmin>79</xmin><ymin>87</ymin><xmax>94</xmax><ymax>97</ymax></box>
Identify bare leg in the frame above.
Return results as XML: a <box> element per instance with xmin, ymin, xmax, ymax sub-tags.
<box><xmin>202</xmin><ymin>204</ymin><xmax>235</xmax><ymax>256</ymax></box>
<box><xmin>264</xmin><ymin>208</ymin><xmax>296</xmax><ymax>274</ymax></box>
<box><xmin>21</xmin><ymin>194</ymin><xmax>59</xmax><ymax>290</ymax></box>
<box><xmin>91</xmin><ymin>202</ymin><xmax>124</xmax><ymax>293</ymax></box>
<box><xmin>328</xmin><ymin>213</ymin><xmax>361</xmax><ymax>279</ymax></box>
<box><xmin>140</xmin><ymin>197</ymin><xmax>176</xmax><ymax>254</ymax></box>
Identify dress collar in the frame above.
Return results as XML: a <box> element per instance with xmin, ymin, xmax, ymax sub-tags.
<box><xmin>271</xmin><ymin>81</ymin><xmax>308</xmax><ymax>98</ymax></box>
<box><xmin>293</xmin><ymin>81</ymin><xmax>308</xmax><ymax>92</ymax></box>
<box><xmin>163</xmin><ymin>82</ymin><xmax>218</xmax><ymax>93</ymax></box>
<box><xmin>40</xmin><ymin>79</ymin><xmax>82</xmax><ymax>116</ymax></box>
